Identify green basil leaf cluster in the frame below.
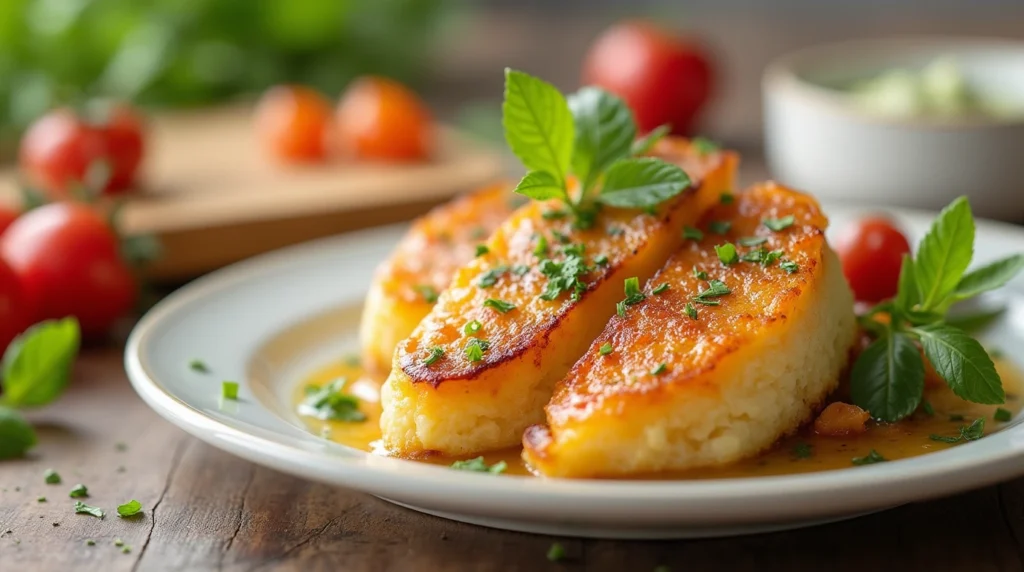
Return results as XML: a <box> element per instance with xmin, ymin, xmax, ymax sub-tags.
<box><xmin>850</xmin><ymin>197</ymin><xmax>1022</xmax><ymax>421</ymax></box>
<box><xmin>502</xmin><ymin>69</ymin><xmax>690</xmax><ymax>218</ymax></box>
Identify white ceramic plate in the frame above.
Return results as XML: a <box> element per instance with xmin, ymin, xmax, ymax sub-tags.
<box><xmin>125</xmin><ymin>203</ymin><xmax>1024</xmax><ymax>539</ymax></box>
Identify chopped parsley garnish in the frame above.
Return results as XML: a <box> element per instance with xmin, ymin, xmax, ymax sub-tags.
<box><xmin>450</xmin><ymin>457</ymin><xmax>507</xmax><ymax>474</ymax></box>
<box><xmin>299</xmin><ymin>378</ymin><xmax>366</xmax><ymax>422</ymax></box>
<box><xmin>221</xmin><ymin>381</ymin><xmax>239</xmax><ymax>400</ymax></box>
<box><xmin>921</xmin><ymin>400</ymin><xmax>935</xmax><ymax>416</ymax></box>
<box><xmin>720</xmin><ymin>193</ymin><xmax>735</xmax><ymax>205</ymax></box>
<box><xmin>737</xmin><ymin>236</ymin><xmax>766</xmax><ymax>247</ymax></box>
<box><xmin>715</xmin><ymin>243</ymin><xmax>738</xmax><ymax>265</ymax></box>
<box><xmin>117</xmin><ymin>500</ymin><xmax>143</xmax><ymax>518</ymax></box>
<box><xmin>780</xmin><ymin>260</ymin><xmax>799</xmax><ymax>274</ymax></box>
<box><xmin>650</xmin><ymin>363</ymin><xmax>667</xmax><ymax>375</ymax></box>
<box><xmin>541</xmin><ymin>209</ymin><xmax>568</xmax><ymax>220</ymax></box>
<box><xmin>476</xmin><ymin>265</ymin><xmax>509</xmax><ymax>288</ymax></box>
<box><xmin>74</xmin><ymin>501</ymin><xmax>104</xmax><ymax>519</ymax></box>
<box><xmin>464</xmin><ymin>338</ymin><xmax>490</xmax><ymax>362</ymax></box>
<box><xmin>995</xmin><ymin>408</ymin><xmax>1013</xmax><ymax>422</ymax></box>
<box><xmin>616</xmin><ymin>277</ymin><xmax>646</xmax><ymax>316</ymax></box>
<box><xmin>547</xmin><ymin>542</ymin><xmax>567</xmax><ymax>562</ymax></box>
<box><xmin>539</xmin><ymin>249</ymin><xmax>590</xmax><ymax>302</ymax></box>
<box><xmin>692</xmin><ymin>136</ymin><xmax>720</xmax><ymax>156</ymax></box>
<box><xmin>464</xmin><ymin>320</ymin><xmax>483</xmax><ymax>335</ymax></box>
<box><xmin>695</xmin><ymin>279</ymin><xmax>731</xmax><ymax>302</ymax></box>
<box><xmin>551</xmin><ymin>230</ymin><xmax>571</xmax><ymax>244</ymax></box>
<box><xmin>793</xmin><ymin>442</ymin><xmax>812</xmax><ymax>459</ymax></box>
<box><xmin>740</xmin><ymin>248</ymin><xmax>783</xmax><ymax>266</ymax></box>
<box><xmin>475</xmin><ymin>244</ymin><xmax>489</xmax><ymax>257</ymax></box>
<box><xmin>415</xmin><ymin>284</ymin><xmax>440</xmax><ymax>303</ymax></box>
<box><xmin>422</xmin><ymin>346</ymin><xmax>445</xmax><ymax>366</ymax></box>
<box><xmin>929</xmin><ymin>418</ymin><xmax>985</xmax><ymax>443</ymax></box>
<box><xmin>189</xmin><ymin>359</ymin><xmax>209</xmax><ymax>373</ymax></box>
<box><xmin>763</xmin><ymin>215</ymin><xmax>795</xmax><ymax>232</ymax></box>
<box><xmin>652</xmin><ymin>283</ymin><xmax>669</xmax><ymax>295</ymax></box>
<box><xmin>483</xmin><ymin>298</ymin><xmax>516</xmax><ymax>314</ymax></box>
<box><xmin>594</xmin><ymin>254</ymin><xmax>610</xmax><ymax>266</ymax></box>
<box><xmin>44</xmin><ymin>469</ymin><xmax>61</xmax><ymax>484</ymax></box>
<box><xmin>511</xmin><ymin>264</ymin><xmax>530</xmax><ymax>276</ymax></box>
<box><xmin>599</xmin><ymin>343</ymin><xmax>613</xmax><ymax>356</ymax></box>
<box><xmin>683</xmin><ymin>226</ymin><xmax>704</xmax><ymax>241</ymax></box>
<box><xmin>69</xmin><ymin>484</ymin><xmax>88</xmax><ymax>498</ymax></box>
<box><xmin>851</xmin><ymin>449</ymin><xmax>887</xmax><ymax>465</ymax></box>
<box><xmin>692</xmin><ymin>267</ymin><xmax>708</xmax><ymax>280</ymax></box>
<box><xmin>685</xmin><ymin>303</ymin><xmax>698</xmax><ymax>320</ymax></box>
<box><xmin>708</xmin><ymin>221</ymin><xmax>731</xmax><ymax>235</ymax></box>
<box><xmin>534</xmin><ymin>235</ymin><xmax>549</xmax><ymax>258</ymax></box>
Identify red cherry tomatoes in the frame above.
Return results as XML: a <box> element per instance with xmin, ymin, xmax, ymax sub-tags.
<box><xmin>582</xmin><ymin>20</ymin><xmax>714</xmax><ymax>135</ymax></box>
<box><xmin>0</xmin><ymin>203</ymin><xmax>136</xmax><ymax>337</ymax></box>
<box><xmin>19</xmin><ymin>104</ymin><xmax>146</xmax><ymax>197</ymax></box>
<box><xmin>335</xmin><ymin>76</ymin><xmax>434</xmax><ymax>162</ymax></box>
<box><xmin>835</xmin><ymin>217</ymin><xmax>912</xmax><ymax>303</ymax></box>
<box><xmin>255</xmin><ymin>85</ymin><xmax>333</xmax><ymax>162</ymax></box>
<box><xmin>0</xmin><ymin>258</ymin><xmax>30</xmax><ymax>352</ymax></box>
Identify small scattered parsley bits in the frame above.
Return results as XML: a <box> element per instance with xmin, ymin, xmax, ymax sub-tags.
<box><xmin>599</xmin><ymin>343</ymin><xmax>613</xmax><ymax>356</ymax></box>
<box><xmin>737</xmin><ymin>236</ymin><xmax>766</xmax><ymax>247</ymax></box>
<box><xmin>715</xmin><ymin>243</ymin><xmax>738</xmax><ymax>265</ymax></box>
<box><xmin>464</xmin><ymin>320</ymin><xmax>483</xmax><ymax>335</ymax></box>
<box><xmin>921</xmin><ymin>400</ymin><xmax>935</xmax><ymax>416</ymax></box>
<box><xmin>685</xmin><ymin>303</ymin><xmax>698</xmax><ymax>320</ymax></box>
<box><xmin>37</xmin><ymin>497</ymin><xmax>46</xmax><ymax>503</ymax></box>
<box><xmin>652</xmin><ymin>283</ymin><xmax>670</xmax><ymax>295</ymax></box>
<box><xmin>683</xmin><ymin>226</ymin><xmax>703</xmax><ymax>241</ymax></box>
<box><xmin>114</xmin><ymin>538</ymin><xmax>124</xmax><ymax>546</ymax></box>
<box><xmin>117</xmin><ymin>500</ymin><xmax>143</xmax><ymax>518</ymax></box>
<box><xmin>650</xmin><ymin>363</ymin><xmax>668</xmax><ymax>375</ymax></box>
<box><xmin>422</xmin><ymin>346</ymin><xmax>445</xmax><ymax>366</ymax></box>
<box><xmin>221</xmin><ymin>381</ymin><xmax>239</xmax><ymax>400</ymax></box>
<box><xmin>74</xmin><ymin>501</ymin><xmax>104</xmax><ymax>519</ymax></box>
<box><xmin>44</xmin><ymin>469</ymin><xmax>61</xmax><ymax>484</ymax></box>
<box><xmin>189</xmin><ymin>359</ymin><xmax>209</xmax><ymax>373</ymax></box>
<box><xmin>476</xmin><ymin>266</ymin><xmax>508</xmax><ymax>288</ymax></box>
<box><xmin>930</xmin><ymin>418</ymin><xmax>985</xmax><ymax>443</ymax></box>
<box><xmin>483</xmin><ymin>298</ymin><xmax>516</xmax><ymax>314</ymax></box>
<box><xmin>547</xmin><ymin>542</ymin><xmax>567</xmax><ymax>562</ymax></box>
<box><xmin>708</xmin><ymin>220</ymin><xmax>731</xmax><ymax>235</ymax></box>
<box><xmin>464</xmin><ymin>338</ymin><xmax>490</xmax><ymax>363</ymax></box>
<box><xmin>995</xmin><ymin>408</ymin><xmax>1013</xmax><ymax>422</ymax></box>
<box><xmin>851</xmin><ymin>449</ymin><xmax>886</xmax><ymax>466</ymax></box>
<box><xmin>793</xmin><ymin>443</ymin><xmax>812</xmax><ymax>459</ymax></box>
<box><xmin>763</xmin><ymin>215</ymin><xmax>796</xmax><ymax>232</ymax></box>
<box><xmin>594</xmin><ymin>254</ymin><xmax>610</xmax><ymax>266</ymax></box>
<box><xmin>780</xmin><ymin>260</ymin><xmax>799</xmax><ymax>274</ymax></box>
<box><xmin>475</xmin><ymin>244</ymin><xmax>489</xmax><ymax>257</ymax></box>
<box><xmin>415</xmin><ymin>285</ymin><xmax>439</xmax><ymax>303</ymax></box>
<box><xmin>606</xmin><ymin>226</ymin><xmax>624</xmax><ymax>237</ymax></box>
<box><xmin>85</xmin><ymin>539</ymin><xmax>95</xmax><ymax>546</ymax></box>
<box><xmin>450</xmin><ymin>457</ymin><xmax>507</xmax><ymax>474</ymax></box>
<box><xmin>719</xmin><ymin>193</ymin><xmax>735</xmax><ymax>205</ymax></box>
<box><xmin>69</xmin><ymin>484</ymin><xmax>88</xmax><ymax>498</ymax></box>
<box><xmin>692</xmin><ymin>267</ymin><xmax>708</xmax><ymax>280</ymax></box>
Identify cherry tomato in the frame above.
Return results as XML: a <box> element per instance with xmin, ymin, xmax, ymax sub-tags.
<box><xmin>255</xmin><ymin>85</ymin><xmax>332</xmax><ymax>162</ymax></box>
<box><xmin>0</xmin><ymin>206</ymin><xmax>18</xmax><ymax>236</ymax></box>
<box><xmin>835</xmin><ymin>217</ymin><xmax>911</xmax><ymax>303</ymax></box>
<box><xmin>582</xmin><ymin>20</ymin><xmax>714</xmax><ymax>135</ymax></box>
<box><xmin>0</xmin><ymin>203</ymin><xmax>136</xmax><ymax>337</ymax></box>
<box><xmin>335</xmin><ymin>76</ymin><xmax>433</xmax><ymax>161</ymax></box>
<box><xmin>0</xmin><ymin>258</ymin><xmax>30</xmax><ymax>353</ymax></box>
<box><xmin>19</xmin><ymin>103</ymin><xmax>146</xmax><ymax>197</ymax></box>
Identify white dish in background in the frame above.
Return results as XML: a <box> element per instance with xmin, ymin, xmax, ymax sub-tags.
<box><xmin>764</xmin><ymin>38</ymin><xmax>1024</xmax><ymax>222</ymax></box>
<box><xmin>125</xmin><ymin>205</ymin><xmax>1024</xmax><ymax>539</ymax></box>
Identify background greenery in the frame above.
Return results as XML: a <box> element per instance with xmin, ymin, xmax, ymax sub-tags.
<box><xmin>0</xmin><ymin>0</ymin><xmax>454</xmax><ymax>138</ymax></box>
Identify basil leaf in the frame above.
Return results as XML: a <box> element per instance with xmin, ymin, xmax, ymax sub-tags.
<box><xmin>117</xmin><ymin>500</ymin><xmax>143</xmax><ymax>517</ymax></box>
<box><xmin>952</xmin><ymin>254</ymin><xmax>1024</xmax><ymax>301</ymax></box>
<box><xmin>568</xmin><ymin>87</ymin><xmax>636</xmax><ymax>191</ymax></box>
<box><xmin>915</xmin><ymin>324</ymin><xmax>1004</xmax><ymax>404</ymax></box>
<box><xmin>597</xmin><ymin>157</ymin><xmax>690</xmax><ymax>209</ymax></box>
<box><xmin>1</xmin><ymin>318</ymin><xmax>80</xmax><ymax>408</ymax></box>
<box><xmin>512</xmin><ymin>170</ymin><xmax>566</xmax><ymax>202</ymax></box>
<box><xmin>893</xmin><ymin>254</ymin><xmax>918</xmax><ymax>313</ymax></box>
<box><xmin>502</xmin><ymin>69</ymin><xmax>574</xmax><ymax>184</ymax></box>
<box><xmin>630</xmin><ymin>124</ymin><xmax>671</xmax><ymax>156</ymax></box>
<box><xmin>0</xmin><ymin>406</ymin><xmax>36</xmax><ymax>459</ymax></box>
<box><xmin>914</xmin><ymin>197</ymin><xmax>975</xmax><ymax>311</ymax></box>
<box><xmin>850</xmin><ymin>332</ymin><xmax>924</xmax><ymax>421</ymax></box>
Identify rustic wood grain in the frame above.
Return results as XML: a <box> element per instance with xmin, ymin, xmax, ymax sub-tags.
<box><xmin>2</xmin><ymin>349</ymin><xmax>1024</xmax><ymax>572</ymax></box>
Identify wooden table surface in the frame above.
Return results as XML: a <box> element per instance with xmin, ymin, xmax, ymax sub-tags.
<box><xmin>1</xmin><ymin>348</ymin><xmax>1023</xmax><ymax>572</ymax></box>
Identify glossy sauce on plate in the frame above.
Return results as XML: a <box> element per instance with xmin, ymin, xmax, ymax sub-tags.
<box><xmin>293</xmin><ymin>359</ymin><xmax>1022</xmax><ymax>479</ymax></box>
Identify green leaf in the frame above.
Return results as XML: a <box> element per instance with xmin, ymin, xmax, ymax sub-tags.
<box><xmin>915</xmin><ymin>324</ymin><xmax>1004</xmax><ymax>404</ymax></box>
<box><xmin>597</xmin><ymin>158</ymin><xmax>690</xmax><ymax>209</ymax></box>
<box><xmin>1</xmin><ymin>318</ymin><xmax>80</xmax><ymax>408</ymax></box>
<box><xmin>914</xmin><ymin>197</ymin><xmax>975</xmax><ymax>311</ymax></box>
<box><xmin>298</xmin><ymin>378</ymin><xmax>367</xmax><ymax>422</ymax></box>
<box><xmin>0</xmin><ymin>406</ymin><xmax>35</xmax><ymax>460</ymax></box>
<box><xmin>630</xmin><ymin>123</ymin><xmax>671</xmax><ymax>156</ymax></box>
<box><xmin>512</xmin><ymin>171</ymin><xmax>566</xmax><ymax>202</ymax></box>
<box><xmin>952</xmin><ymin>254</ymin><xmax>1024</xmax><ymax>301</ymax></box>
<box><xmin>117</xmin><ymin>500</ymin><xmax>143</xmax><ymax>518</ymax></box>
<box><xmin>450</xmin><ymin>456</ymin><xmax>507</xmax><ymax>474</ymax></box>
<box><xmin>69</xmin><ymin>484</ymin><xmax>88</xmax><ymax>498</ymax></box>
<box><xmin>893</xmin><ymin>254</ymin><xmax>918</xmax><ymax>313</ymax></box>
<box><xmin>74</xmin><ymin>501</ymin><xmax>104</xmax><ymax>519</ymax></box>
<box><xmin>850</xmin><ymin>332</ymin><xmax>924</xmax><ymax>421</ymax></box>
<box><xmin>568</xmin><ymin>87</ymin><xmax>636</xmax><ymax>191</ymax></box>
<box><xmin>502</xmin><ymin>69</ymin><xmax>574</xmax><ymax>184</ymax></box>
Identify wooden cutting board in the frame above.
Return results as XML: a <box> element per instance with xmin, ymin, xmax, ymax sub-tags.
<box><xmin>0</xmin><ymin>106</ymin><xmax>505</xmax><ymax>281</ymax></box>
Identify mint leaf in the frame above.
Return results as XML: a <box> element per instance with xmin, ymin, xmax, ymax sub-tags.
<box><xmin>0</xmin><ymin>406</ymin><xmax>35</xmax><ymax>459</ymax></box>
<box><xmin>502</xmin><ymin>69</ymin><xmax>574</xmax><ymax>184</ymax></box>
<box><xmin>893</xmin><ymin>254</ymin><xmax>919</xmax><ymax>313</ymax></box>
<box><xmin>512</xmin><ymin>170</ymin><xmax>567</xmax><ymax>202</ymax></box>
<box><xmin>1</xmin><ymin>318</ymin><xmax>80</xmax><ymax>408</ymax></box>
<box><xmin>568</xmin><ymin>87</ymin><xmax>636</xmax><ymax>191</ymax></box>
<box><xmin>914</xmin><ymin>197</ymin><xmax>975</xmax><ymax>311</ymax></box>
<box><xmin>630</xmin><ymin>124</ymin><xmax>671</xmax><ymax>156</ymax></box>
<box><xmin>597</xmin><ymin>157</ymin><xmax>690</xmax><ymax>209</ymax></box>
<box><xmin>952</xmin><ymin>254</ymin><xmax>1024</xmax><ymax>301</ymax></box>
<box><xmin>915</xmin><ymin>324</ymin><xmax>1004</xmax><ymax>404</ymax></box>
<box><xmin>117</xmin><ymin>500</ymin><xmax>143</xmax><ymax>518</ymax></box>
<box><xmin>850</xmin><ymin>332</ymin><xmax>924</xmax><ymax>421</ymax></box>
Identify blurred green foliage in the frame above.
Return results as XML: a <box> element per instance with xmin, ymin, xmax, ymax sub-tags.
<box><xmin>0</xmin><ymin>0</ymin><xmax>454</xmax><ymax>137</ymax></box>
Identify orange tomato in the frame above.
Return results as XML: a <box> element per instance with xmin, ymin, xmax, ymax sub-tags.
<box><xmin>334</xmin><ymin>76</ymin><xmax>433</xmax><ymax>162</ymax></box>
<box><xmin>255</xmin><ymin>85</ymin><xmax>332</xmax><ymax>162</ymax></box>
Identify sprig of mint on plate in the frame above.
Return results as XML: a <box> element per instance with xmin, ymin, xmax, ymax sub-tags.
<box><xmin>0</xmin><ymin>317</ymin><xmax>81</xmax><ymax>459</ymax></box>
<box><xmin>851</xmin><ymin>197</ymin><xmax>1024</xmax><ymax>422</ymax></box>
<box><xmin>503</xmin><ymin>69</ymin><xmax>687</xmax><ymax>227</ymax></box>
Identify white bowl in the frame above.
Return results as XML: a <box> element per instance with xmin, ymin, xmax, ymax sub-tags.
<box><xmin>764</xmin><ymin>38</ymin><xmax>1024</xmax><ymax>222</ymax></box>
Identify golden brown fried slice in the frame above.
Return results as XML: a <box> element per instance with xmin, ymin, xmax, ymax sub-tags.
<box><xmin>359</xmin><ymin>182</ymin><xmax>517</xmax><ymax>377</ymax></box>
<box><xmin>523</xmin><ymin>182</ymin><xmax>857</xmax><ymax>477</ymax></box>
<box><xmin>380</xmin><ymin>141</ymin><xmax>739</xmax><ymax>457</ymax></box>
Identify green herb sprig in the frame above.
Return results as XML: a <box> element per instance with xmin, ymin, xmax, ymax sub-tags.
<box><xmin>298</xmin><ymin>378</ymin><xmax>366</xmax><ymax>422</ymax></box>
<box><xmin>850</xmin><ymin>197</ymin><xmax>1024</xmax><ymax>422</ymax></box>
